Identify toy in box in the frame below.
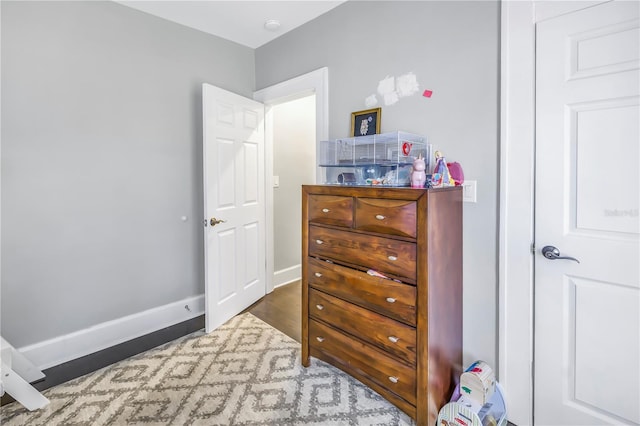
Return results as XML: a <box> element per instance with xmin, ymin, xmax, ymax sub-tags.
<box><xmin>319</xmin><ymin>131</ymin><xmax>432</xmax><ymax>186</ymax></box>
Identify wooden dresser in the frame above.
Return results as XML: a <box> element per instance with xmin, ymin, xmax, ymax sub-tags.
<box><xmin>301</xmin><ymin>185</ymin><xmax>462</xmax><ymax>425</ymax></box>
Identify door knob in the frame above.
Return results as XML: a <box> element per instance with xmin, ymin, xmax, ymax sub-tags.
<box><xmin>541</xmin><ymin>245</ymin><xmax>580</xmax><ymax>263</ymax></box>
<box><xmin>209</xmin><ymin>217</ymin><xmax>226</xmax><ymax>227</ymax></box>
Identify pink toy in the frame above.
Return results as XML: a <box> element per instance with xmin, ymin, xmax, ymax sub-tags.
<box><xmin>410</xmin><ymin>154</ymin><xmax>427</xmax><ymax>188</ymax></box>
<box><xmin>447</xmin><ymin>161</ymin><xmax>464</xmax><ymax>186</ymax></box>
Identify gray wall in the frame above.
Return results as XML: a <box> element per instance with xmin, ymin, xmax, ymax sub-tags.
<box><xmin>2</xmin><ymin>0</ymin><xmax>501</xmax><ymax>370</ymax></box>
<box><xmin>256</xmin><ymin>1</ymin><xmax>501</xmax><ymax>368</ymax></box>
<box><xmin>1</xmin><ymin>1</ymin><xmax>254</xmax><ymax>346</ymax></box>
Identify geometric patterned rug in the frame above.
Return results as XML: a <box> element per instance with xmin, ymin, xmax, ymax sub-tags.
<box><xmin>0</xmin><ymin>313</ymin><xmax>414</xmax><ymax>425</ymax></box>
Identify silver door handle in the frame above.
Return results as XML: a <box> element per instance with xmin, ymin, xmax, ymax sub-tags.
<box><xmin>541</xmin><ymin>245</ymin><xmax>580</xmax><ymax>263</ymax></box>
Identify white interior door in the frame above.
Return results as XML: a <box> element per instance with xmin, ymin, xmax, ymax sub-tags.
<box><xmin>202</xmin><ymin>84</ymin><xmax>266</xmax><ymax>333</ymax></box>
<box><xmin>535</xmin><ymin>2</ymin><xmax>640</xmax><ymax>424</ymax></box>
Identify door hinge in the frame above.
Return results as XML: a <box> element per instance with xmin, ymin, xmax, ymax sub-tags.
<box><xmin>530</xmin><ymin>242</ymin><xmax>536</xmax><ymax>254</ymax></box>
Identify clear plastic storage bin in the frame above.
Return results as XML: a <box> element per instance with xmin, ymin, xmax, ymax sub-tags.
<box><xmin>319</xmin><ymin>131</ymin><xmax>431</xmax><ymax>186</ymax></box>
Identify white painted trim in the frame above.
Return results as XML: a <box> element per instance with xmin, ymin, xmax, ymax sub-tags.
<box><xmin>499</xmin><ymin>2</ymin><xmax>536</xmax><ymax>425</ymax></box>
<box><xmin>253</xmin><ymin>67</ymin><xmax>329</xmax><ymax>294</ymax></box>
<box><xmin>273</xmin><ymin>264</ymin><xmax>301</xmax><ymax>288</ymax></box>
<box><xmin>262</xmin><ymin>105</ymin><xmax>276</xmax><ymax>295</ymax></box>
<box><xmin>17</xmin><ymin>294</ymin><xmax>205</xmax><ymax>371</ymax></box>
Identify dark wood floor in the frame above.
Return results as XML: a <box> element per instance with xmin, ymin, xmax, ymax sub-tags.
<box><xmin>244</xmin><ymin>280</ymin><xmax>301</xmax><ymax>343</ymax></box>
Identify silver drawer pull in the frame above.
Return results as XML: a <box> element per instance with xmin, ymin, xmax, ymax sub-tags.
<box><xmin>314</xmin><ymin>272</ymin><xmax>323</xmax><ymax>277</ymax></box>
<box><xmin>375</xmin><ymin>214</ymin><xmax>386</xmax><ymax>220</ymax></box>
<box><xmin>388</xmin><ymin>255</ymin><xmax>397</xmax><ymax>261</ymax></box>
<box><xmin>322</xmin><ymin>208</ymin><xmax>330</xmax><ymax>213</ymax></box>
<box><xmin>386</xmin><ymin>297</ymin><xmax>396</xmax><ymax>303</ymax></box>
<box><xmin>316</xmin><ymin>336</ymin><xmax>325</xmax><ymax>343</ymax></box>
<box><xmin>316</xmin><ymin>239</ymin><xmax>324</xmax><ymax>245</ymax></box>
<box><xmin>388</xmin><ymin>376</ymin><xmax>399</xmax><ymax>384</ymax></box>
<box><xmin>315</xmin><ymin>304</ymin><xmax>324</xmax><ymax>310</ymax></box>
<box><xmin>388</xmin><ymin>336</ymin><xmax>399</xmax><ymax>343</ymax></box>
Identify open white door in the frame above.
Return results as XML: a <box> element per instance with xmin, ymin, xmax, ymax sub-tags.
<box><xmin>203</xmin><ymin>84</ymin><xmax>266</xmax><ymax>332</ymax></box>
<box><xmin>535</xmin><ymin>1</ymin><xmax>639</xmax><ymax>424</ymax></box>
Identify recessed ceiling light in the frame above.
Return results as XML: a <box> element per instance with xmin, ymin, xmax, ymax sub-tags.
<box><xmin>264</xmin><ymin>19</ymin><xmax>281</xmax><ymax>31</ymax></box>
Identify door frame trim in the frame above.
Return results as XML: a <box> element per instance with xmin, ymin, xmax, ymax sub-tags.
<box><xmin>499</xmin><ymin>2</ymin><xmax>609</xmax><ymax>424</ymax></box>
<box><xmin>499</xmin><ymin>3</ymin><xmax>535</xmax><ymax>423</ymax></box>
<box><xmin>253</xmin><ymin>67</ymin><xmax>329</xmax><ymax>294</ymax></box>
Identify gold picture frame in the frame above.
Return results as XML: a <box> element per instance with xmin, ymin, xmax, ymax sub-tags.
<box><xmin>350</xmin><ymin>108</ymin><xmax>381</xmax><ymax>137</ymax></box>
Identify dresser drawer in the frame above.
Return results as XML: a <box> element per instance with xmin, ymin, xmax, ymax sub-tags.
<box><xmin>308</xmin><ymin>195</ymin><xmax>353</xmax><ymax>227</ymax></box>
<box><xmin>308</xmin><ymin>225</ymin><xmax>417</xmax><ymax>281</ymax></box>
<box><xmin>309</xmin><ymin>289</ymin><xmax>416</xmax><ymax>365</ymax></box>
<box><xmin>307</xmin><ymin>257</ymin><xmax>416</xmax><ymax>325</ymax></box>
<box><xmin>309</xmin><ymin>319</ymin><xmax>416</xmax><ymax>405</ymax></box>
<box><xmin>355</xmin><ymin>198</ymin><xmax>417</xmax><ymax>238</ymax></box>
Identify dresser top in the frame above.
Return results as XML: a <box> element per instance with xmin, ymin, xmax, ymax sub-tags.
<box><xmin>302</xmin><ymin>185</ymin><xmax>460</xmax><ymax>200</ymax></box>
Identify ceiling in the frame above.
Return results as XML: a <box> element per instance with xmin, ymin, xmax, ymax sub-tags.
<box><xmin>115</xmin><ymin>1</ymin><xmax>346</xmax><ymax>49</ymax></box>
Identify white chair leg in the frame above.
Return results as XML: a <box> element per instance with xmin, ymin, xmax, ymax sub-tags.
<box><xmin>1</xmin><ymin>338</ymin><xmax>45</xmax><ymax>384</ymax></box>
<box><xmin>0</xmin><ymin>337</ymin><xmax>49</xmax><ymax>410</ymax></box>
<box><xmin>1</xmin><ymin>362</ymin><xmax>50</xmax><ymax>410</ymax></box>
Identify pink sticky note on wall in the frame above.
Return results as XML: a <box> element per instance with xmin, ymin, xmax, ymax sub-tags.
<box><xmin>423</xmin><ymin>90</ymin><xmax>433</xmax><ymax>98</ymax></box>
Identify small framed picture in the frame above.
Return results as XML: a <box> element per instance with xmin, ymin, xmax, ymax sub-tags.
<box><xmin>350</xmin><ymin>108</ymin><xmax>381</xmax><ymax>137</ymax></box>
